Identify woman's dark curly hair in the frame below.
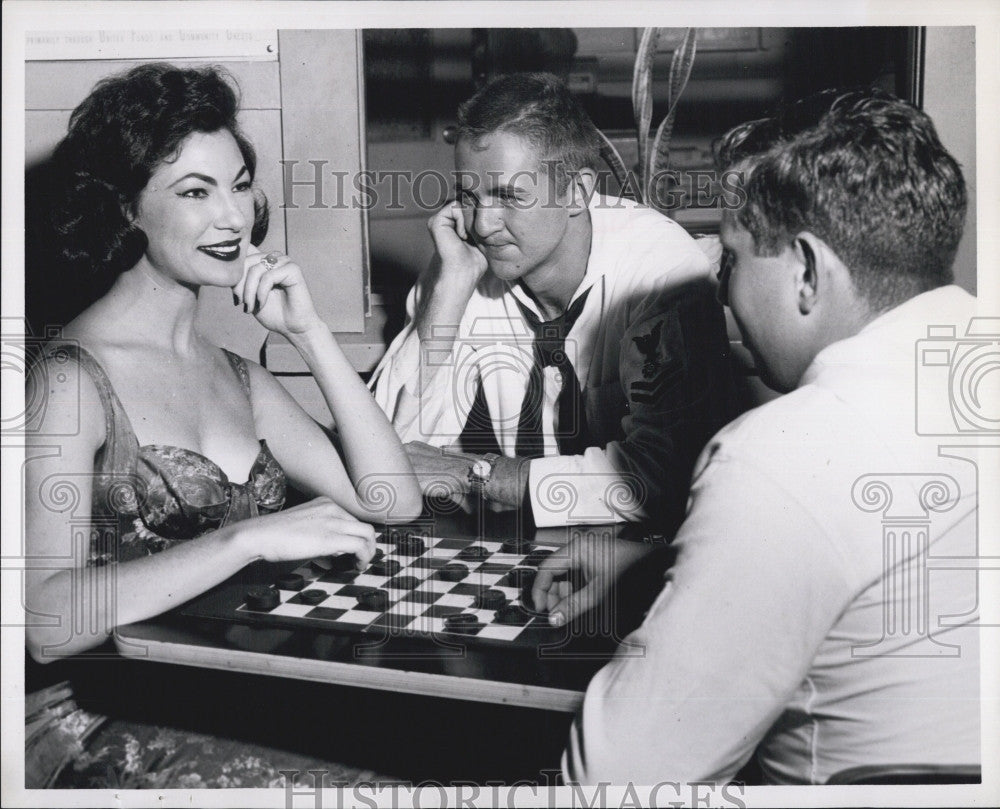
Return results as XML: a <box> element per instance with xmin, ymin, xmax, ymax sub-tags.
<box><xmin>50</xmin><ymin>63</ymin><xmax>269</xmax><ymax>286</ymax></box>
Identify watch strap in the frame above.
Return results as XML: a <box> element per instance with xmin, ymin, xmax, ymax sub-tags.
<box><xmin>469</xmin><ymin>452</ymin><xmax>502</xmax><ymax>495</ymax></box>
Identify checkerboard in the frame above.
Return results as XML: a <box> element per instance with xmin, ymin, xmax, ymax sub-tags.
<box><xmin>229</xmin><ymin>530</ymin><xmax>562</xmax><ymax>643</ymax></box>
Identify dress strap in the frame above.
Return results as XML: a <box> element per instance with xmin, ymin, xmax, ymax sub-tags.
<box><xmin>222</xmin><ymin>349</ymin><xmax>253</xmax><ymax>399</ymax></box>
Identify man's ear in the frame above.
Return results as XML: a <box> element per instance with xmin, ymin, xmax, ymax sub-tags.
<box><xmin>792</xmin><ymin>232</ymin><xmax>823</xmax><ymax>315</ymax></box>
<box><xmin>566</xmin><ymin>167</ymin><xmax>597</xmax><ymax>215</ymax></box>
<box><xmin>794</xmin><ymin>231</ymin><xmax>854</xmax><ymax>316</ymax></box>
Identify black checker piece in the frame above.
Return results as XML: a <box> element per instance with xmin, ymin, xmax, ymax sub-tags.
<box><xmin>444</xmin><ymin>613</ymin><xmax>483</xmax><ymax>634</ymax></box>
<box><xmin>318</xmin><ymin>569</ymin><xmax>359</xmax><ymax>584</ymax></box>
<box><xmin>501</xmin><ymin>567</ymin><xmax>537</xmax><ymax>590</ymax></box>
<box><xmin>275</xmin><ymin>573</ymin><xmax>306</xmax><ymax>591</ymax></box>
<box><xmin>357</xmin><ymin>588</ymin><xmax>390</xmax><ymax>611</ymax></box>
<box><xmin>501</xmin><ymin>538</ymin><xmax>533</xmax><ymax>554</ymax></box>
<box><xmin>326</xmin><ymin>553</ymin><xmax>358</xmax><ymax>573</ymax></box>
<box><xmin>370</xmin><ymin>558</ymin><xmax>402</xmax><ymax>577</ymax></box>
<box><xmin>435</xmin><ymin>562</ymin><xmax>469</xmax><ymax>582</ymax></box>
<box><xmin>474</xmin><ymin>589</ymin><xmax>507</xmax><ymax>610</ymax></box>
<box><xmin>478</xmin><ymin>562</ymin><xmax>515</xmax><ymax>574</ymax></box>
<box><xmin>295</xmin><ymin>589</ymin><xmax>328</xmax><ymax>606</ymax></box>
<box><xmin>522</xmin><ymin>548</ymin><xmax>554</xmax><ymax>567</ymax></box>
<box><xmin>245</xmin><ymin>586</ymin><xmax>279</xmax><ymax>611</ymax></box>
<box><xmin>394</xmin><ymin>533</ymin><xmax>427</xmax><ymax>555</ymax></box>
<box><xmin>495</xmin><ymin>604</ymin><xmax>533</xmax><ymax>626</ymax></box>
<box><xmin>456</xmin><ymin>545</ymin><xmax>490</xmax><ymax>562</ymax></box>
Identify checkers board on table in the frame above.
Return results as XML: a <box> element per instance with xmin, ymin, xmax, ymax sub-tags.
<box><xmin>223</xmin><ymin>530</ymin><xmax>563</xmax><ymax>644</ymax></box>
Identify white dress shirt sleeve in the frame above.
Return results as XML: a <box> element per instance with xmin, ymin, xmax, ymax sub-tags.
<box><xmin>562</xmin><ymin>454</ymin><xmax>854</xmax><ymax>784</ymax></box>
<box><xmin>369</xmin><ymin>282</ymin><xmax>473</xmax><ymax>445</ymax></box>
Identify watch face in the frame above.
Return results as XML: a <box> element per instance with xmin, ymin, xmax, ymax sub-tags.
<box><xmin>472</xmin><ymin>459</ymin><xmax>491</xmax><ymax>479</ymax></box>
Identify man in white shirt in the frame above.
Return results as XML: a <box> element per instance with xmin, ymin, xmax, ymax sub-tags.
<box><xmin>534</xmin><ymin>89</ymin><xmax>983</xmax><ymax>783</ymax></box>
<box><xmin>371</xmin><ymin>73</ymin><xmax>742</xmax><ymax>528</ymax></box>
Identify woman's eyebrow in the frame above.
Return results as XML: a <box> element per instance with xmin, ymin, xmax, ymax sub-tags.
<box><xmin>167</xmin><ymin>165</ymin><xmax>248</xmax><ymax>188</ymax></box>
<box><xmin>168</xmin><ymin>172</ymin><xmax>217</xmax><ymax>188</ymax></box>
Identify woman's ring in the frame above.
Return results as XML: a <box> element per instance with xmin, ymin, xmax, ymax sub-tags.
<box><xmin>263</xmin><ymin>252</ymin><xmax>281</xmax><ymax>268</ymax></box>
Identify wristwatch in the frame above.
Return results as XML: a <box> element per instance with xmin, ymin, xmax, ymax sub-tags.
<box><xmin>468</xmin><ymin>453</ymin><xmax>502</xmax><ymax>497</ymax></box>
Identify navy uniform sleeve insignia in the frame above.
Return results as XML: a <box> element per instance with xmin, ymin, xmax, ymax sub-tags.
<box><xmin>633</xmin><ymin>321</ymin><xmax>663</xmax><ymax>379</ymax></box>
<box><xmin>629</xmin><ymin>317</ymin><xmax>684</xmax><ymax>405</ymax></box>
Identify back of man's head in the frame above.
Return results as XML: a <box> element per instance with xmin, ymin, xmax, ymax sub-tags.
<box><xmin>456</xmin><ymin>72</ymin><xmax>601</xmax><ymax>188</ymax></box>
<box><xmin>718</xmin><ymin>88</ymin><xmax>967</xmax><ymax>312</ymax></box>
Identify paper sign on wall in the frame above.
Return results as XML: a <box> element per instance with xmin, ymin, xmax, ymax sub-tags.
<box><xmin>26</xmin><ymin>30</ymin><xmax>278</xmax><ymax>61</ymax></box>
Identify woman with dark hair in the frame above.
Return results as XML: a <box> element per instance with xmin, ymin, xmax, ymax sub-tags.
<box><xmin>24</xmin><ymin>63</ymin><xmax>422</xmax><ymax>786</ymax></box>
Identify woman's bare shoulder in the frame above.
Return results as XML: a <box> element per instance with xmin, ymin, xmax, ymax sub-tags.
<box><xmin>25</xmin><ymin>338</ymin><xmax>106</xmax><ymax>448</ymax></box>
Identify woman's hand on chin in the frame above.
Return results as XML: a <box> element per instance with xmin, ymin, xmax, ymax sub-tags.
<box><xmin>233</xmin><ymin>249</ymin><xmax>326</xmax><ymax>338</ymax></box>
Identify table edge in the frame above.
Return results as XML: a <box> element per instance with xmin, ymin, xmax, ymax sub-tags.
<box><xmin>114</xmin><ymin>632</ymin><xmax>586</xmax><ymax>713</ymax></box>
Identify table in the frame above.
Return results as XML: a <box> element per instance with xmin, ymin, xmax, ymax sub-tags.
<box><xmin>114</xmin><ymin>505</ymin><xmax>642</xmax><ymax>714</ymax></box>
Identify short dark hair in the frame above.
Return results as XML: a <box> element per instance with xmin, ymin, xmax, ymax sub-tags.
<box><xmin>456</xmin><ymin>72</ymin><xmax>601</xmax><ymax>187</ymax></box>
<box><xmin>50</xmin><ymin>63</ymin><xmax>269</xmax><ymax>286</ymax></box>
<box><xmin>717</xmin><ymin>88</ymin><xmax>967</xmax><ymax>311</ymax></box>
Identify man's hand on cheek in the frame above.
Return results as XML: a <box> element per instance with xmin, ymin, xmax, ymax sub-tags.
<box><xmin>428</xmin><ymin>201</ymin><xmax>488</xmax><ymax>283</ymax></box>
